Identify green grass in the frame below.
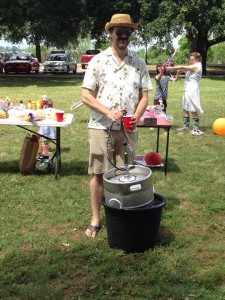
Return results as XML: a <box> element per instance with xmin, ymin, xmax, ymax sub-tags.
<box><xmin>0</xmin><ymin>76</ymin><xmax>225</xmax><ymax>299</ymax></box>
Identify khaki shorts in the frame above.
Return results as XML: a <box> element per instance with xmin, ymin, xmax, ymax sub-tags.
<box><xmin>88</xmin><ymin>128</ymin><xmax>138</xmax><ymax>175</ymax></box>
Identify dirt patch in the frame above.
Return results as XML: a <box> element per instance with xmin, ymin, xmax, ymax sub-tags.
<box><xmin>73</xmin><ymin>229</ymin><xmax>86</xmax><ymax>240</ymax></box>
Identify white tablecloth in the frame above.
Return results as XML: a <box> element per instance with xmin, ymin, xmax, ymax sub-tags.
<box><xmin>0</xmin><ymin>113</ymin><xmax>74</xmax><ymax>128</ymax></box>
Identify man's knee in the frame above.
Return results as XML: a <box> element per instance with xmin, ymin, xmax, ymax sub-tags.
<box><xmin>91</xmin><ymin>173</ymin><xmax>103</xmax><ymax>184</ymax></box>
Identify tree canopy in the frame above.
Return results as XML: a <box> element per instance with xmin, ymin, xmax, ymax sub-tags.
<box><xmin>139</xmin><ymin>0</ymin><xmax>225</xmax><ymax>73</ymax></box>
<box><xmin>86</xmin><ymin>0</ymin><xmax>141</xmax><ymax>43</ymax></box>
<box><xmin>0</xmin><ymin>0</ymin><xmax>86</xmax><ymax>61</ymax></box>
<box><xmin>0</xmin><ymin>0</ymin><xmax>224</xmax><ymax>72</ymax></box>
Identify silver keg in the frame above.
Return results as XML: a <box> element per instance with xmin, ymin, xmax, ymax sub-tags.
<box><xmin>103</xmin><ymin>165</ymin><xmax>154</xmax><ymax>209</ymax></box>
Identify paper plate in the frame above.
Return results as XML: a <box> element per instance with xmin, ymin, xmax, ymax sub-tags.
<box><xmin>134</xmin><ymin>155</ymin><xmax>164</xmax><ymax>168</ymax></box>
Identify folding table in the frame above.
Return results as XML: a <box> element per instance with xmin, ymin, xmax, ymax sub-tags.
<box><xmin>0</xmin><ymin>114</ymin><xmax>74</xmax><ymax>179</ymax></box>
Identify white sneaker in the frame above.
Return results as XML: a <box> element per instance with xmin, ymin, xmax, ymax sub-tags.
<box><xmin>191</xmin><ymin>129</ymin><xmax>204</xmax><ymax>136</ymax></box>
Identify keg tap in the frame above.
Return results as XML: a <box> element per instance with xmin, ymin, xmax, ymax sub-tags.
<box><xmin>123</xmin><ymin>142</ymin><xmax>129</xmax><ymax>176</ymax></box>
<box><xmin>119</xmin><ymin>142</ymin><xmax>135</xmax><ymax>182</ymax></box>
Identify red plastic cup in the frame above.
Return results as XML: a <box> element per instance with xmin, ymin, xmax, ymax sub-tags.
<box><xmin>55</xmin><ymin>111</ymin><xmax>64</xmax><ymax>122</ymax></box>
<box><xmin>122</xmin><ymin>115</ymin><xmax>135</xmax><ymax>131</ymax></box>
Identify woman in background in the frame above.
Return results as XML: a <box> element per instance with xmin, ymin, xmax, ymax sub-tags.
<box><xmin>167</xmin><ymin>52</ymin><xmax>204</xmax><ymax>136</ymax></box>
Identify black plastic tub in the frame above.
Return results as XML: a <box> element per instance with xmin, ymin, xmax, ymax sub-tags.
<box><xmin>102</xmin><ymin>193</ymin><xmax>166</xmax><ymax>253</ymax></box>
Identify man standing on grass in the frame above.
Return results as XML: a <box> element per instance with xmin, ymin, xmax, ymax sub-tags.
<box><xmin>82</xmin><ymin>14</ymin><xmax>152</xmax><ymax>238</ymax></box>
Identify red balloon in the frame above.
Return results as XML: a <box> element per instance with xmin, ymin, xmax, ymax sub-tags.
<box><xmin>145</xmin><ymin>152</ymin><xmax>162</xmax><ymax>165</ymax></box>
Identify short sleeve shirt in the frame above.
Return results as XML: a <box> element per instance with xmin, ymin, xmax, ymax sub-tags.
<box><xmin>82</xmin><ymin>47</ymin><xmax>153</xmax><ymax>130</ymax></box>
<box><xmin>184</xmin><ymin>62</ymin><xmax>202</xmax><ymax>91</ymax></box>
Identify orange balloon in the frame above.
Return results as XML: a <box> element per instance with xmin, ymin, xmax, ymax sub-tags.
<box><xmin>213</xmin><ymin>118</ymin><xmax>225</xmax><ymax>135</ymax></box>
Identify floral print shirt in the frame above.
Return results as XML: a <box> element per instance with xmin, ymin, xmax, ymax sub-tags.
<box><xmin>82</xmin><ymin>47</ymin><xmax>152</xmax><ymax>130</ymax></box>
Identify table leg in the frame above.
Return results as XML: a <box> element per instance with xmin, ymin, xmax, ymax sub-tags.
<box><xmin>55</xmin><ymin>127</ymin><xmax>61</xmax><ymax>179</ymax></box>
<box><xmin>164</xmin><ymin>128</ymin><xmax>170</xmax><ymax>176</ymax></box>
<box><xmin>156</xmin><ymin>127</ymin><xmax>160</xmax><ymax>152</ymax></box>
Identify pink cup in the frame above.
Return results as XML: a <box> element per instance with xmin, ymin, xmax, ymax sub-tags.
<box><xmin>56</xmin><ymin>111</ymin><xmax>64</xmax><ymax>122</ymax></box>
<box><xmin>122</xmin><ymin>115</ymin><xmax>135</xmax><ymax>131</ymax></box>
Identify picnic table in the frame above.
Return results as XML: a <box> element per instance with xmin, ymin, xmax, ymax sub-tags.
<box><xmin>0</xmin><ymin>114</ymin><xmax>74</xmax><ymax>179</ymax></box>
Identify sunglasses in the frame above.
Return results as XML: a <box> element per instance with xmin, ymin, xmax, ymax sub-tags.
<box><xmin>115</xmin><ymin>29</ymin><xmax>132</xmax><ymax>38</ymax></box>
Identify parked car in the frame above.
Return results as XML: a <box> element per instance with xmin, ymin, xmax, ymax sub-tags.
<box><xmin>81</xmin><ymin>49</ymin><xmax>101</xmax><ymax>69</ymax></box>
<box><xmin>4</xmin><ymin>53</ymin><xmax>40</xmax><ymax>74</ymax></box>
<box><xmin>0</xmin><ymin>52</ymin><xmax>13</xmax><ymax>64</ymax></box>
<box><xmin>43</xmin><ymin>52</ymin><xmax>77</xmax><ymax>74</ymax></box>
<box><xmin>50</xmin><ymin>49</ymin><xmax>66</xmax><ymax>54</ymax></box>
<box><xmin>0</xmin><ymin>56</ymin><xmax>3</xmax><ymax>73</ymax></box>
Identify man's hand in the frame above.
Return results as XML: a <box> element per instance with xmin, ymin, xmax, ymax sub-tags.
<box><xmin>106</xmin><ymin>108</ymin><xmax>126</xmax><ymax>122</ymax></box>
<box><xmin>130</xmin><ymin>115</ymin><xmax>138</xmax><ymax>126</ymax></box>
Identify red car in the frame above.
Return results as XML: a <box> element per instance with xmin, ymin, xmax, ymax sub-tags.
<box><xmin>0</xmin><ymin>60</ymin><xmax>3</xmax><ymax>73</ymax></box>
<box><xmin>4</xmin><ymin>53</ymin><xmax>40</xmax><ymax>74</ymax></box>
<box><xmin>81</xmin><ymin>49</ymin><xmax>101</xmax><ymax>69</ymax></box>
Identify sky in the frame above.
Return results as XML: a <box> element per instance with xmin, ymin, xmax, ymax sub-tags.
<box><xmin>0</xmin><ymin>38</ymin><xmax>28</xmax><ymax>49</ymax></box>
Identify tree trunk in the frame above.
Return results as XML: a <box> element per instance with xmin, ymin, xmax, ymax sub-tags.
<box><xmin>187</xmin><ymin>31</ymin><xmax>208</xmax><ymax>75</ymax></box>
<box><xmin>35</xmin><ymin>42</ymin><xmax>41</xmax><ymax>63</ymax></box>
<box><xmin>197</xmin><ymin>41</ymin><xmax>208</xmax><ymax>75</ymax></box>
<box><xmin>145</xmin><ymin>42</ymin><xmax>148</xmax><ymax>65</ymax></box>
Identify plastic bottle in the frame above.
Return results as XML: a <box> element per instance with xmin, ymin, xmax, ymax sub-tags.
<box><xmin>41</xmin><ymin>95</ymin><xmax>48</xmax><ymax>109</ymax></box>
<box><xmin>36</xmin><ymin>99</ymin><xmax>42</xmax><ymax>109</ymax></box>
<box><xmin>27</xmin><ymin>100</ymin><xmax>32</xmax><ymax>109</ymax></box>
<box><xmin>19</xmin><ymin>100</ymin><xmax>25</xmax><ymax>109</ymax></box>
<box><xmin>32</xmin><ymin>101</ymin><xmax>37</xmax><ymax>110</ymax></box>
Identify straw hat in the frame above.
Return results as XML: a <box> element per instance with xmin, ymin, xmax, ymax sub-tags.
<box><xmin>105</xmin><ymin>14</ymin><xmax>138</xmax><ymax>33</ymax></box>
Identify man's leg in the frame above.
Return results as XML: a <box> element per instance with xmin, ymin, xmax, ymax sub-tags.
<box><xmin>86</xmin><ymin>129</ymin><xmax>111</xmax><ymax>238</ymax></box>
<box><xmin>85</xmin><ymin>173</ymin><xmax>104</xmax><ymax>238</ymax></box>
